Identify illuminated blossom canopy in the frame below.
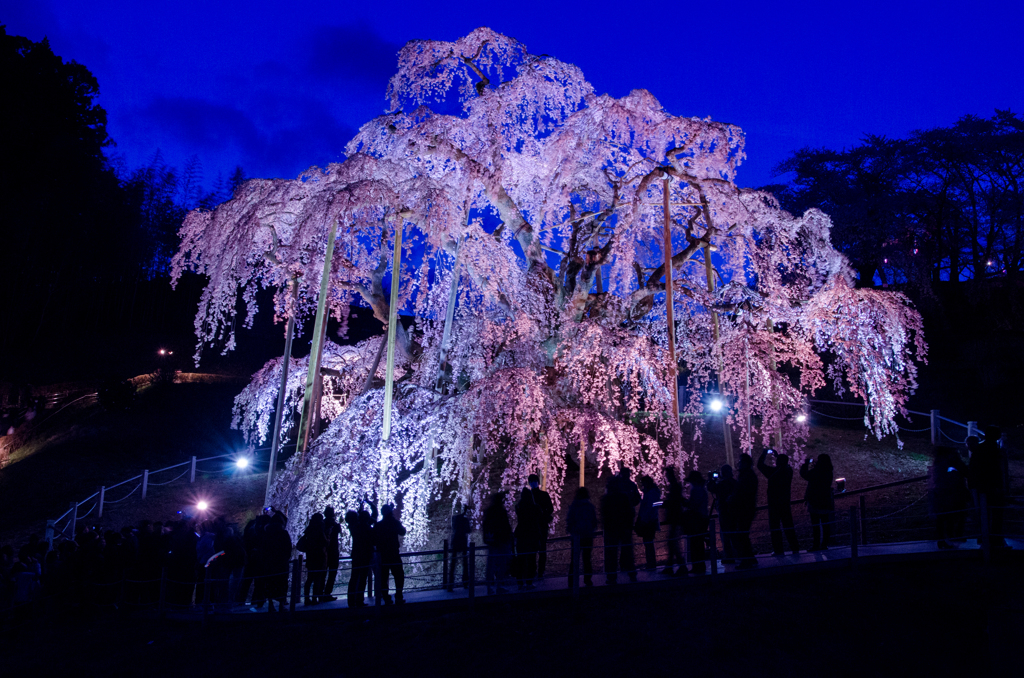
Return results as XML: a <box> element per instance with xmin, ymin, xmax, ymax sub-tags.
<box><xmin>172</xmin><ymin>28</ymin><xmax>926</xmax><ymax>546</ymax></box>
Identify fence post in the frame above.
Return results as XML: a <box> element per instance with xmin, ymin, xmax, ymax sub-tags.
<box><xmin>290</xmin><ymin>556</ymin><xmax>302</xmax><ymax>613</ymax></box>
<box><xmin>979</xmin><ymin>493</ymin><xmax>991</xmax><ymax>565</ymax></box>
<box><xmin>570</xmin><ymin>535</ymin><xmax>580</xmax><ymax>599</ymax></box>
<box><xmin>467</xmin><ymin>541</ymin><xmax>476</xmax><ymax>603</ymax></box>
<box><xmin>849</xmin><ymin>507</ymin><xmax>858</xmax><ymax>565</ymax></box>
<box><xmin>202</xmin><ymin>568</ymin><xmax>211</xmax><ymax>624</ymax></box>
<box><xmin>443</xmin><ymin>539</ymin><xmax>450</xmax><ymax>592</ymax></box>
<box><xmin>45</xmin><ymin>520</ymin><xmax>55</xmax><ymax>553</ymax></box>
<box><xmin>68</xmin><ymin>501</ymin><xmax>78</xmax><ymax>539</ymax></box>
<box><xmin>859</xmin><ymin>495</ymin><xmax>868</xmax><ymax>546</ymax></box>
<box><xmin>967</xmin><ymin>421</ymin><xmax>977</xmax><ymax>439</ymax></box>
<box><xmin>142</xmin><ymin>470</ymin><xmax>149</xmax><ymax>499</ymax></box>
<box><xmin>98</xmin><ymin>485</ymin><xmax>106</xmax><ymax>518</ymax></box>
<box><xmin>708</xmin><ymin>518</ymin><xmax>718</xmax><ymax>578</ymax></box>
<box><xmin>190</xmin><ymin>456</ymin><xmax>197</xmax><ymax>483</ymax></box>
<box><xmin>158</xmin><ymin>567</ymin><xmax>167</xmax><ymax>617</ymax></box>
<box><xmin>930</xmin><ymin>409</ymin><xmax>940</xmax><ymax>446</ymax></box>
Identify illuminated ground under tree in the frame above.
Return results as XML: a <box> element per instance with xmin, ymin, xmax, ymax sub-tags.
<box><xmin>172</xmin><ymin>28</ymin><xmax>926</xmax><ymax>546</ymax></box>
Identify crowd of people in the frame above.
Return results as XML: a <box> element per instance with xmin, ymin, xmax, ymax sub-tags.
<box><xmin>1</xmin><ymin>433</ymin><xmax>1012</xmax><ymax>615</ymax></box>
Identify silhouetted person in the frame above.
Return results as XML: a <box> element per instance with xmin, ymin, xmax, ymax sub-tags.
<box><xmin>167</xmin><ymin>519</ymin><xmax>199</xmax><ymax>607</ymax></box>
<box><xmin>242</xmin><ymin>513</ymin><xmax>270</xmax><ymax>608</ymax></box>
<box><xmin>323</xmin><ymin>506</ymin><xmax>341</xmax><ymax>602</ymax></box>
<box><xmin>358</xmin><ymin>498</ymin><xmax>378</xmax><ymax>602</ymax></box>
<box><xmin>263</xmin><ymin>511</ymin><xmax>292</xmax><ymax>611</ymax></box>
<box><xmin>663</xmin><ymin>467</ymin><xmax>686</xmax><ymax>575</ymax></box>
<box><xmin>733</xmin><ymin>454</ymin><xmax>759</xmax><ymax>569</ymax></box>
<box><xmin>601</xmin><ymin>468</ymin><xmax>641</xmax><ymax>584</ymax></box>
<box><xmin>801</xmin><ymin>454</ymin><xmax>835</xmax><ymax>551</ymax></box>
<box><xmin>447</xmin><ymin>504</ymin><xmax>471</xmax><ymax>591</ymax></box>
<box><xmin>483</xmin><ymin>493</ymin><xmax>513</xmax><ymax>594</ymax></box>
<box><xmin>528</xmin><ymin>474</ymin><xmax>554</xmax><ymax>580</ymax></box>
<box><xmin>373</xmin><ymin>504</ymin><xmax>406</xmax><ymax>604</ymax></box>
<box><xmin>930</xmin><ymin>446</ymin><xmax>969</xmax><ymax>548</ymax></box>
<box><xmin>567</xmin><ymin>487</ymin><xmax>597</xmax><ymax>586</ymax></box>
<box><xmin>683</xmin><ymin>470</ymin><xmax>710</xmax><ymax>573</ymax></box>
<box><xmin>299</xmin><ymin>512</ymin><xmax>328</xmax><ymax>605</ymax></box>
<box><xmin>635</xmin><ymin>475</ymin><xmax>661</xmax><ymax>570</ymax></box>
<box><xmin>968</xmin><ymin>427</ymin><xmax>1007</xmax><ymax>548</ymax></box>
<box><xmin>345</xmin><ymin>505</ymin><xmax>374</xmax><ymax>608</ymax></box>
<box><xmin>708</xmin><ymin>465</ymin><xmax>738</xmax><ymax>564</ymax></box>
<box><xmin>514</xmin><ymin>488</ymin><xmax>541</xmax><ymax>588</ymax></box>
<box><xmin>758</xmin><ymin>449</ymin><xmax>800</xmax><ymax>556</ymax></box>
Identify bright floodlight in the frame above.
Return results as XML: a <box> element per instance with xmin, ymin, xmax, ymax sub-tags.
<box><xmin>235</xmin><ymin>457</ymin><xmax>249</xmax><ymax>469</ymax></box>
<box><xmin>196</xmin><ymin>500</ymin><xmax>209</xmax><ymax>511</ymax></box>
<box><xmin>709</xmin><ymin>399</ymin><xmax>723</xmax><ymax>413</ymax></box>
<box><xmin>158</xmin><ymin>349</ymin><xmax>166</xmax><ymax>355</ymax></box>
<box><xmin>796</xmin><ymin>414</ymin><xmax>807</xmax><ymax>423</ymax></box>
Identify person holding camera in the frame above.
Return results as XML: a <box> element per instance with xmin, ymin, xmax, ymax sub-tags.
<box><xmin>708</xmin><ymin>465</ymin><xmax>738</xmax><ymax>564</ymax></box>
<box><xmin>635</xmin><ymin>475</ymin><xmax>661</xmax><ymax>571</ymax></box>
<box><xmin>757</xmin><ymin>449</ymin><xmax>800</xmax><ymax>556</ymax></box>
<box><xmin>800</xmin><ymin>454</ymin><xmax>835</xmax><ymax>551</ymax></box>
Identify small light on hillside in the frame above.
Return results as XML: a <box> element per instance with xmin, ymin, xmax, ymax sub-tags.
<box><xmin>709</xmin><ymin>399</ymin><xmax>723</xmax><ymax>413</ymax></box>
<box><xmin>196</xmin><ymin>500</ymin><xmax>209</xmax><ymax>511</ymax></box>
<box><xmin>235</xmin><ymin>457</ymin><xmax>249</xmax><ymax>469</ymax></box>
<box><xmin>796</xmin><ymin>414</ymin><xmax>807</xmax><ymax>423</ymax></box>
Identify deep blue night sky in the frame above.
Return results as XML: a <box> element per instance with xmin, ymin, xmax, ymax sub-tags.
<box><xmin>3</xmin><ymin>0</ymin><xmax>1022</xmax><ymax>189</ymax></box>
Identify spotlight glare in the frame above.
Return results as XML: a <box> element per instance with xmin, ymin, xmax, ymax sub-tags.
<box><xmin>709</xmin><ymin>399</ymin><xmax>723</xmax><ymax>413</ymax></box>
<box><xmin>235</xmin><ymin>457</ymin><xmax>249</xmax><ymax>469</ymax></box>
<box><xmin>196</xmin><ymin>500</ymin><xmax>209</xmax><ymax>511</ymax></box>
<box><xmin>796</xmin><ymin>414</ymin><xmax>807</xmax><ymax>423</ymax></box>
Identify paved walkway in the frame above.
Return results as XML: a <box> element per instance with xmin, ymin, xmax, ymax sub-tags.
<box><xmin>220</xmin><ymin>537</ymin><xmax>1020</xmax><ymax>618</ymax></box>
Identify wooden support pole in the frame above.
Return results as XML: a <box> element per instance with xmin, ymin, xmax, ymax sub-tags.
<box><xmin>68</xmin><ymin>501</ymin><xmax>77</xmax><ymax>539</ymax></box>
<box><xmin>382</xmin><ymin>219</ymin><xmax>404</xmax><ymax>441</ymax></box>
<box><xmin>443</xmin><ymin>539</ymin><xmax>450</xmax><ymax>592</ymax></box>
<box><xmin>930</xmin><ymin>409</ymin><xmax>940</xmax><ymax>446</ymax></box>
<box><xmin>45</xmin><ymin>520</ymin><xmax>55</xmax><ymax>553</ymax></box>
<box><xmin>705</xmin><ymin>239</ymin><xmax>733</xmax><ymax>467</ymax></box>
<box><xmin>98</xmin><ymin>486</ymin><xmax>106</xmax><ymax>518</ymax></box>
<box><xmin>708</xmin><ymin>517</ymin><xmax>718</xmax><ymax>578</ymax></box>
<box><xmin>267</xmin><ymin>276</ymin><xmax>298</xmax><ymax>505</ymax></box>
<box><xmin>849</xmin><ymin>507</ymin><xmax>859</xmax><ymax>565</ymax></box>
<box><xmin>979</xmin><ymin>493</ymin><xmax>991</xmax><ymax>565</ymax></box>
<box><xmin>468</xmin><ymin>541</ymin><xmax>476</xmax><ymax>603</ymax></box>
<box><xmin>663</xmin><ymin>178</ymin><xmax>681</xmax><ymax>447</ymax></box>
<box><xmin>860</xmin><ymin>495</ymin><xmax>868</xmax><ymax>545</ymax></box>
<box><xmin>290</xmin><ymin>556</ymin><xmax>302</xmax><ymax>613</ymax></box>
<box><xmin>765</xmin><ymin>319</ymin><xmax>784</xmax><ymax>451</ymax></box>
<box><xmin>141</xmin><ymin>469</ymin><xmax>149</xmax><ymax>499</ymax></box>
<box><xmin>298</xmin><ymin>221</ymin><xmax>339</xmax><ymax>460</ymax></box>
<box><xmin>436</xmin><ymin>239</ymin><xmax>462</xmax><ymax>393</ymax></box>
<box><xmin>541</xmin><ymin>435</ymin><xmax>549</xmax><ymax>492</ymax></box>
<box><xmin>190</xmin><ymin>456</ymin><xmax>197</xmax><ymax>483</ymax></box>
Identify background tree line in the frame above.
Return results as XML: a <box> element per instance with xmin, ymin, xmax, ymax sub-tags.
<box><xmin>770</xmin><ymin>112</ymin><xmax>1024</xmax><ymax>422</ymax></box>
<box><xmin>0</xmin><ymin>26</ymin><xmax>251</xmax><ymax>386</ymax></box>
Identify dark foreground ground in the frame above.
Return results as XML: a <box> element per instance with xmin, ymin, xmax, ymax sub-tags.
<box><xmin>6</xmin><ymin>556</ymin><xmax>1022</xmax><ymax>677</ymax></box>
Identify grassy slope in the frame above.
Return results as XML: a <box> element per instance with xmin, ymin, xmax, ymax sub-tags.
<box><xmin>1</xmin><ymin>381</ymin><xmax>1020</xmax><ymax>552</ymax></box>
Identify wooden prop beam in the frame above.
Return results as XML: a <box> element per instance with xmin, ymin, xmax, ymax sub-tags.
<box><xmin>266</xmin><ymin>275</ymin><xmax>298</xmax><ymax>504</ymax></box>
<box><xmin>297</xmin><ymin>220</ymin><xmax>338</xmax><ymax>461</ymax></box>
<box><xmin>382</xmin><ymin>220</ymin><xmax>404</xmax><ymax>441</ymax></box>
